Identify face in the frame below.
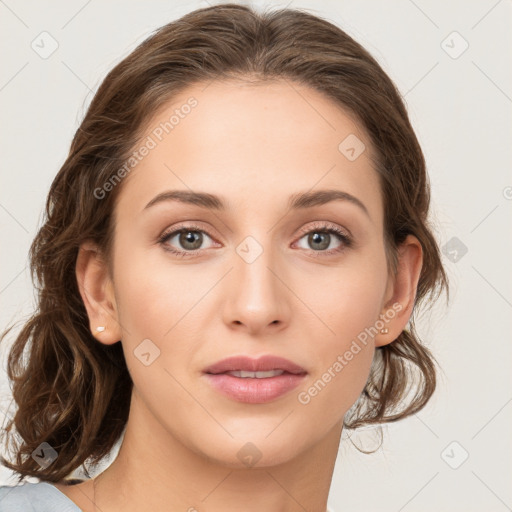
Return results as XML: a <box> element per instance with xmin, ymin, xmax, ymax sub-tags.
<box><xmin>94</xmin><ymin>79</ymin><xmax>399</xmax><ymax>467</ymax></box>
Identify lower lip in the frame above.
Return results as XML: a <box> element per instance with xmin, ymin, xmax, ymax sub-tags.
<box><xmin>203</xmin><ymin>372</ymin><xmax>307</xmax><ymax>404</ymax></box>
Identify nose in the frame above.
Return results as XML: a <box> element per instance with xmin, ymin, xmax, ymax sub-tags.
<box><xmin>222</xmin><ymin>239</ymin><xmax>290</xmax><ymax>336</ymax></box>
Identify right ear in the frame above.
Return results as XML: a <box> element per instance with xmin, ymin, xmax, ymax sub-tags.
<box><xmin>75</xmin><ymin>240</ymin><xmax>122</xmax><ymax>345</ymax></box>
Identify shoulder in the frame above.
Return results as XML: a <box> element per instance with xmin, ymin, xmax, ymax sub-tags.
<box><xmin>0</xmin><ymin>481</ymin><xmax>82</xmax><ymax>511</ymax></box>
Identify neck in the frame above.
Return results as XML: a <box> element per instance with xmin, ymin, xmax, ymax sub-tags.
<box><xmin>93</xmin><ymin>391</ymin><xmax>342</xmax><ymax>512</ymax></box>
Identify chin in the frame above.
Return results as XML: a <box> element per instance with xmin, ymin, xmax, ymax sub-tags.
<box><xmin>190</xmin><ymin>430</ymin><xmax>311</xmax><ymax>470</ymax></box>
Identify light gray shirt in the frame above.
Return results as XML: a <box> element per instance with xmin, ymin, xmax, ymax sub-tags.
<box><xmin>0</xmin><ymin>482</ymin><xmax>82</xmax><ymax>511</ymax></box>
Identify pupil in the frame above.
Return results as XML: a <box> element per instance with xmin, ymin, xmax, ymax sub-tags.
<box><xmin>310</xmin><ymin>232</ymin><xmax>329</xmax><ymax>250</ymax></box>
<box><xmin>181</xmin><ymin>231</ymin><xmax>202</xmax><ymax>249</ymax></box>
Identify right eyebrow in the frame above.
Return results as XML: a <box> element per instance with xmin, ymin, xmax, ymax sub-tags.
<box><xmin>143</xmin><ymin>190</ymin><xmax>226</xmax><ymax>211</ymax></box>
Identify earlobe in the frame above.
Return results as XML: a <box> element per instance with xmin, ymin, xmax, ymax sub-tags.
<box><xmin>375</xmin><ymin>235</ymin><xmax>423</xmax><ymax>348</ymax></box>
<box><xmin>75</xmin><ymin>241</ymin><xmax>122</xmax><ymax>345</ymax></box>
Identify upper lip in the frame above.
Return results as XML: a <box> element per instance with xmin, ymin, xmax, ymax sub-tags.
<box><xmin>203</xmin><ymin>355</ymin><xmax>307</xmax><ymax>375</ymax></box>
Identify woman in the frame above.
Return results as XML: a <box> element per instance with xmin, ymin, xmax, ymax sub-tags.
<box><xmin>0</xmin><ymin>3</ymin><xmax>447</xmax><ymax>511</ymax></box>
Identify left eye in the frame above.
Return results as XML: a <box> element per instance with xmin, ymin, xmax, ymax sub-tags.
<box><xmin>295</xmin><ymin>229</ymin><xmax>346</xmax><ymax>252</ymax></box>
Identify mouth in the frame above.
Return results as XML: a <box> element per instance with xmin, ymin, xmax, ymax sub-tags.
<box><xmin>202</xmin><ymin>355</ymin><xmax>307</xmax><ymax>404</ymax></box>
<box><xmin>217</xmin><ymin>369</ymin><xmax>291</xmax><ymax>378</ymax></box>
<box><xmin>203</xmin><ymin>354</ymin><xmax>307</xmax><ymax>375</ymax></box>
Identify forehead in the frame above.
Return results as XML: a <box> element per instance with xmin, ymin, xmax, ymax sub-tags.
<box><xmin>116</xmin><ymin>79</ymin><xmax>383</xmax><ymax>224</ymax></box>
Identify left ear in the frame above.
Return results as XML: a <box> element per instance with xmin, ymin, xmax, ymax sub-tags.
<box><xmin>375</xmin><ymin>234</ymin><xmax>423</xmax><ymax>348</ymax></box>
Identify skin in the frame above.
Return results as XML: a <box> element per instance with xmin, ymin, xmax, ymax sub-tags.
<box><xmin>55</xmin><ymin>79</ymin><xmax>422</xmax><ymax>512</ymax></box>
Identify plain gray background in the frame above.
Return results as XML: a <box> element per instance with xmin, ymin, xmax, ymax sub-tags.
<box><xmin>1</xmin><ymin>1</ymin><xmax>511</xmax><ymax>511</ymax></box>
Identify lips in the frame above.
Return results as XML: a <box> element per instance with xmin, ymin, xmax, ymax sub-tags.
<box><xmin>203</xmin><ymin>355</ymin><xmax>307</xmax><ymax>376</ymax></box>
<box><xmin>202</xmin><ymin>355</ymin><xmax>307</xmax><ymax>404</ymax></box>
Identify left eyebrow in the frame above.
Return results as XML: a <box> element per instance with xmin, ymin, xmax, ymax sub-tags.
<box><xmin>287</xmin><ymin>189</ymin><xmax>370</xmax><ymax>218</ymax></box>
<box><xmin>143</xmin><ymin>188</ymin><xmax>369</xmax><ymax>218</ymax></box>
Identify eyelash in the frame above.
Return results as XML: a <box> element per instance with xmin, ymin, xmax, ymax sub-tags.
<box><xmin>157</xmin><ymin>221</ymin><xmax>353</xmax><ymax>259</ymax></box>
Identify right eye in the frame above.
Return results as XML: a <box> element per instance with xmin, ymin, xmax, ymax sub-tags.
<box><xmin>158</xmin><ymin>224</ymin><xmax>217</xmax><ymax>257</ymax></box>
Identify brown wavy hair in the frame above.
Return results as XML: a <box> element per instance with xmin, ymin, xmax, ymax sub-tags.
<box><xmin>0</xmin><ymin>3</ymin><xmax>448</xmax><ymax>483</ymax></box>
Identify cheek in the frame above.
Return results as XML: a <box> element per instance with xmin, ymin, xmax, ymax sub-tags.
<box><xmin>111</xmin><ymin>253</ymin><xmax>209</xmax><ymax>412</ymax></box>
<box><xmin>298</xmin><ymin>345</ymin><xmax>374</xmax><ymax>428</ymax></box>
<box><xmin>299</xmin><ymin>249</ymin><xmax>388</xmax><ymax>343</ymax></box>
<box><xmin>293</xmin><ymin>252</ymin><xmax>387</xmax><ymax>417</ymax></box>
<box><xmin>295</xmin><ymin>286</ymin><xmax>379</xmax><ymax>431</ymax></box>
<box><xmin>112</xmin><ymin>243</ymin><xmax>209</xmax><ymax>339</ymax></box>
